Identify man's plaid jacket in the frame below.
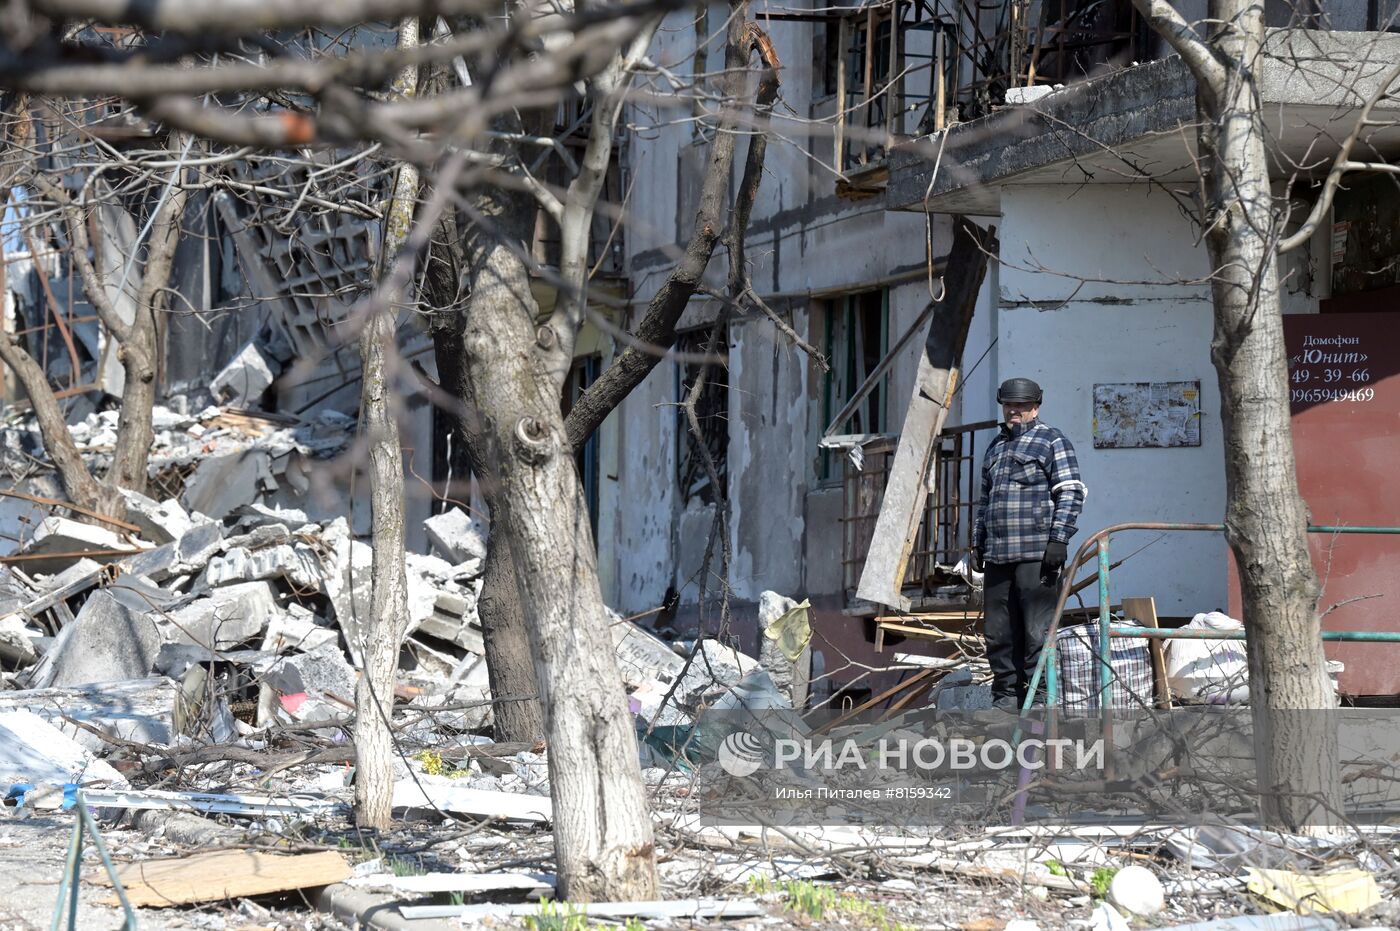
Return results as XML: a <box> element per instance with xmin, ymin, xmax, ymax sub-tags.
<box><xmin>972</xmin><ymin>420</ymin><xmax>1086</xmax><ymax>565</ymax></box>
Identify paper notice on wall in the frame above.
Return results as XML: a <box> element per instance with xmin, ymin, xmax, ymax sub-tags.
<box><xmin>1092</xmin><ymin>381</ymin><xmax>1202</xmax><ymax>448</ymax></box>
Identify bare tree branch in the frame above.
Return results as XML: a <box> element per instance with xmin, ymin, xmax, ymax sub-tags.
<box><xmin>547</xmin><ymin>17</ymin><xmax>661</xmax><ymax>387</ymax></box>
<box><xmin>25</xmin><ymin>173</ymin><xmax>133</xmax><ymax>346</ymax></box>
<box><xmin>1128</xmin><ymin>0</ymin><xmax>1228</xmax><ymax>94</ymax></box>
<box><xmin>1278</xmin><ymin>59</ymin><xmax>1400</xmax><ymax>253</ymax></box>
<box><xmin>27</xmin><ymin>0</ymin><xmax>495</xmax><ymax>34</ymax></box>
<box><xmin>562</xmin><ymin>0</ymin><xmax>755</xmax><ymax>451</ymax></box>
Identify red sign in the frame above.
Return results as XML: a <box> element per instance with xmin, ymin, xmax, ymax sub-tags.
<box><xmin>1283</xmin><ymin>313</ymin><xmax>1400</xmax><ymax>695</ymax></box>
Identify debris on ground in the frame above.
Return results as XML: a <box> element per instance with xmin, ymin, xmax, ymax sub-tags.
<box><xmin>1</xmin><ymin>405</ymin><xmax>1398</xmax><ymax>930</ymax></box>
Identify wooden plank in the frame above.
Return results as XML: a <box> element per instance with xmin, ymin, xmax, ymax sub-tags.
<box><xmin>875</xmin><ymin>622</ymin><xmax>984</xmax><ymax>645</ymax></box>
<box><xmin>861</xmin><ymin>6</ymin><xmax>875</xmax><ymax>164</ymax></box>
<box><xmin>835</xmin><ymin>16</ymin><xmax>848</xmax><ymax>169</ymax></box>
<box><xmin>815</xmin><ymin>668</ymin><xmax>934</xmax><ymax>734</ymax></box>
<box><xmin>891</xmin><ymin>652</ymin><xmax>967</xmax><ymax>669</ymax></box>
<box><xmin>96</xmin><ymin>849</ymin><xmax>350</xmax><ymax>907</ymax></box>
<box><xmin>1122</xmin><ymin>596</ymin><xmax>1172</xmax><ymax>709</ymax></box>
<box><xmin>855</xmin><ymin>219</ymin><xmax>996</xmax><ymax>611</ymax></box>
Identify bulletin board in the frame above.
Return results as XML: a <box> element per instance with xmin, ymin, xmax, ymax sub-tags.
<box><xmin>1091</xmin><ymin>381</ymin><xmax>1202</xmax><ymax>448</ymax></box>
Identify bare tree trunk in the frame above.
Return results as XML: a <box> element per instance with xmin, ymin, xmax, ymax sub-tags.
<box><xmin>110</xmin><ymin>148</ymin><xmax>189</xmax><ymax>495</ymax></box>
<box><xmin>353</xmin><ymin>17</ymin><xmax>418</xmax><ymax>831</ymax></box>
<box><xmin>1134</xmin><ymin>0</ymin><xmax>1340</xmax><ymax>828</ymax></box>
<box><xmin>476</xmin><ymin>530</ymin><xmax>546</xmax><ymax>739</ymax></box>
<box><xmin>430</xmin><ymin>322</ymin><xmax>546</xmax><ymax>742</ymax></box>
<box><xmin>458</xmin><ymin>178</ymin><xmax>657</xmax><ymax>900</ymax></box>
<box><xmin>4</xmin><ymin>130</ymin><xmax>189</xmax><ymax>518</ymax></box>
<box><xmin>354</xmin><ymin>302</ymin><xmax>412</xmax><ymax>829</ymax></box>
<box><xmin>428</xmin><ymin>115</ymin><xmax>551</xmax><ymax>745</ymax></box>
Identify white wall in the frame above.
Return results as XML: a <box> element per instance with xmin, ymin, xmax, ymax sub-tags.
<box><xmin>993</xmin><ymin>184</ymin><xmax>1231</xmax><ymax>615</ymax></box>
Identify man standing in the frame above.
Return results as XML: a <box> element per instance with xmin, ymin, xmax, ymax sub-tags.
<box><xmin>972</xmin><ymin>378</ymin><xmax>1086</xmax><ymax>711</ymax></box>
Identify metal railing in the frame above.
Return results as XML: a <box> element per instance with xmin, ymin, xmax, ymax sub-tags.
<box><xmin>1022</xmin><ymin>522</ymin><xmax>1400</xmax><ymax>736</ymax></box>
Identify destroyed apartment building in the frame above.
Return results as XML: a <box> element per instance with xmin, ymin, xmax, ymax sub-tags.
<box><xmin>3</xmin><ymin>0</ymin><xmax>1400</xmax><ymax>927</ymax></box>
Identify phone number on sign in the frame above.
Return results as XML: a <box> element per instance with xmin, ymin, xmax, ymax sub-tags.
<box><xmin>1291</xmin><ymin>387</ymin><xmax>1375</xmax><ymax>403</ymax></box>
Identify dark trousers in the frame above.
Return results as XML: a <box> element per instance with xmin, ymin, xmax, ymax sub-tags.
<box><xmin>983</xmin><ymin>561</ymin><xmax>1058</xmax><ymax>705</ymax></box>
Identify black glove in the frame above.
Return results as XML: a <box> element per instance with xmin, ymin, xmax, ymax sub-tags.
<box><xmin>970</xmin><ymin>547</ymin><xmax>984</xmax><ymax>573</ymax></box>
<box><xmin>1041</xmin><ymin>540</ymin><xmax>1068</xmax><ymax>585</ymax></box>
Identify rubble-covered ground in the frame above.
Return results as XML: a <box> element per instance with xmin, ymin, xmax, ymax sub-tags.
<box><xmin>3</xmin><ymin>403</ymin><xmax>1400</xmax><ymax>930</ymax></box>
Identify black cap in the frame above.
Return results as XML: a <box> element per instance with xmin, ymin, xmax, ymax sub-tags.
<box><xmin>997</xmin><ymin>377</ymin><xmax>1043</xmax><ymax>404</ymax></box>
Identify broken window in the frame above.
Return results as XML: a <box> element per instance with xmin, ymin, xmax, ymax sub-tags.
<box><xmin>826</xmin><ymin>1</ymin><xmax>952</xmax><ymax>170</ymax></box>
<box><xmin>676</xmin><ymin>328</ymin><xmax>729</xmax><ymax>505</ymax></box>
<box><xmin>840</xmin><ymin>4</ymin><xmax>899</xmax><ymax>168</ymax></box>
<box><xmin>820</xmin><ymin>289</ymin><xmax>889</xmax><ymax>482</ymax></box>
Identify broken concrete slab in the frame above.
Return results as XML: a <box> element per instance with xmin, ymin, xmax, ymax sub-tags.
<box><xmin>260</xmin><ymin>604</ymin><xmax>338</xmax><ymax>654</ymax></box>
<box><xmin>265</xmin><ymin>642</ymin><xmax>356</xmax><ymax>703</ymax></box>
<box><xmin>614</xmin><ymin>616</ymin><xmax>686</xmax><ymax>691</ymax></box>
<box><xmin>222</xmin><ymin>523</ymin><xmax>291</xmax><ymax>550</ymax></box>
<box><xmin>676</xmin><ymin>639</ymin><xmax>762</xmax><ymax>705</ymax></box>
<box><xmin>205</xmin><ymin>542</ymin><xmax>321</xmax><ymax>589</ymax></box>
<box><xmin>181</xmin><ymin>448</ymin><xmax>277</xmax><ymax>521</ymax></box>
<box><xmin>34</xmin><ymin>557</ymin><xmax>102</xmax><ymax>596</ymax></box>
<box><xmin>423</xmin><ymin>507</ymin><xmax>487</xmax><ymax>564</ymax></box>
<box><xmin>260</xmin><ymin>642</ymin><xmax>357</xmax><ymax>727</ymax></box>
<box><xmin>0</xmin><ymin>613</ymin><xmax>39</xmax><ymax>666</ymax></box>
<box><xmin>119</xmin><ymin>520</ymin><xmax>223</xmax><ymax>584</ymax></box>
<box><xmin>117</xmin><ymin>489</ymin><xmax>194</xmax><ymax>545</ymax></box>
<box><xmin>31</xmin><ymin>589</ymin><xmax>163</xmax><ymax>688</ymax></box>
<box><xmin>18</xmin><ymin>516</ymin><xmax>145</xmax><ymax>574</ymax></box>
<box><xmin>209</xmin><ymin>340</ymin><xmax>278</xmax><ymax>408</ymax></box>
<box><xmin>157</xmin><ymin>580</ymin><xmax>277</xmax><ymax>650</ymax></box>
<box><xmin>412</xmin><ymin>591</ymin><xmax>483</xmax><ymax>653</ymax></box>
<box><xmin>0</xmin><ymin>677</ymin><xmax>178</xmax><ymax>749</ymax></box>
<box><xmin>0</xmin><ymin>708</ymin><xmax>126</xmax><ymax>789</ymax></box>
<box><xmin>233</xmin><ymin>502</ymin><xmax>310</xmax><ymax>532</ymax></box>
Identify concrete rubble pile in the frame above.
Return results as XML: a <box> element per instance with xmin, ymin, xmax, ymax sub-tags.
<box><xmin>4</xmin><ymin>417</ymin><xmax>1393</xmax><ymax>929</ymax></box>
<box><xmin>0</xmin><ymin>500</ymin><xmax>495</xmax><ymax>756</ymax></box>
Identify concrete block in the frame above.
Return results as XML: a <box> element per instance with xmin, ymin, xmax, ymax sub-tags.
<box><xmin>35</xmin><ymin>589</ymin><xmax>163</xmax><ymax>688</ymax></box>
<box><xmin>19</xmin><ymin>516</ymin><xmax>141</xmax><ymax>574</ymax></box>
<box><xmin>260</xmin><ymin>604</ymin><xmax>339</xmax><ymax>653</ymax></box>
<box><xmin>261</xmin><ymin>643</ymin><xmax>356</xmax><ymax>726</ymax></box>
<box><xmin>233</xmin><ymin>502</ymin><xmax>310</xmax><ymax>531</ymax></box>
<box><xmin>423</xmin><ymin>508</ymin><xmax>487</xmax><ymax>564</ymax></box>
<box><xmin>209</xmin><ymin>340</ymin><xmax>276</xmax><ymax>407</ymax></box>
<box><xmin>675</xmin><ymin>639</ymin><xmax>761</xmax><ymax>707</ymax></box>
<box><xmin>175</xmin><ymin>521</ymin><xmax>224</xmax><ymax>571</ymax></box>
<box><xmin>0</xmin><ymin>613</ymin><xmax>40</xmax><ymax>665</ymax></box>
<box><xmin>322</xmin><ymin>518</ymin><xmax>371</xmax><ymax>662</ymax></box>
<box><xmin>118</xmin><ymin>520</ymin><xmax>223</xmax><ymax>584</ymax></box>
<box><xmin>37</xmin><ymin>558</ymin><xmax>102</xmax><ymax>594</ymax></box>
<box><xmin>223</xmin><ymin>523</ymin><xmax>291</xmax><ymax>550</ymax></box>
<box><xmin>419</xmin><ymin>591</ymin><xmax>482</xmax><ymax>654</ymax></box>
<box><xmin>158</xmin><ymin>581</ymin><xmax>277</xmax><ymax>650</ymax></box>
<box><xmin>206</xmin><ymin>542</ymin><xmax>321</xmax><ymax>589</ymax></box>
<box><xmin>613</xmin><ymin>616</ymin><xmax>686</xmax><ymax>692</ymax></box>
<box><xmin>117</xmin><ymin>489</ymin><xmax>194</xmax><ymax>544</ymax></box>
<box><xmin>182</xmin><ymin>448</ymin><xmax>277</xmax><ymax>520</ymax></box>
